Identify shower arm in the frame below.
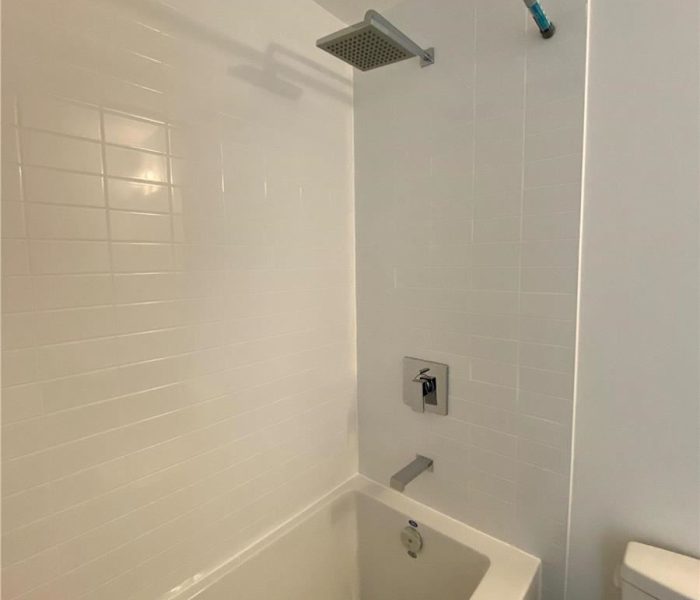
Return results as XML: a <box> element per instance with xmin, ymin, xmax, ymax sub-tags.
<box><xmin>364</xmin><ymin>10</ymin><xmax>435</xmax><ymax>67</ymax></box>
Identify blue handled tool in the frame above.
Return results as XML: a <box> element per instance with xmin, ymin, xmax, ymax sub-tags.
<box><xmin>523</xmin><ymin>0</ymin><xmax>556</xmax><ymax>39</ymax></box>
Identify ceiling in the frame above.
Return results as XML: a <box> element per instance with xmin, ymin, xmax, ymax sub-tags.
<box><xmin>312</xmin><ymin>0</ymin><xmax>403</xmax><ymax>24</ymax></box>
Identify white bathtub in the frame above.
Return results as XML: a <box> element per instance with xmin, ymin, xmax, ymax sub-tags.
<box><xmin>166</xmin><ymin>476</ymin><xmax>541</xmax><ymax>600</ymax></box>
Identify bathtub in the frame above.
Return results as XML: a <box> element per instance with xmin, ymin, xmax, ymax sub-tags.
<box><xmin>167</xmin><ymin>476</ymin><xmax>540</xmax><ymax>600</ymax></box>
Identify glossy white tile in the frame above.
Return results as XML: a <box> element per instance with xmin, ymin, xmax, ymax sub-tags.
<box><xmin>103</xmin><ymin>113</ymin><xmax>168</xmax><ymax>153</ymax></box>
<box><xmin>355</xmin><ymin>2</ymin><xmax>585</xmax><ymax>597</ymax></box>
<box><xmin>22</xmin><ymin>166</ymin><xmax>105</xmax><ymax>207</ymax></box>
<box><xmin>109</xmin><ymin>211</ymin><xmax>172</xmax><ymax>242</ymax></box>
<box><xmin>108</xmin><ymin>179</ymin><xmax>170</xmax><ymax>213</ymax></box>
<box><xmin>1</xmin><ymin>202</ymin><xmax>26</xmax><ymax>239</ymax></box>
<box><xmin>105</xmin><ymin>146</ymin><xmax>168</xmax><ymax>182</ymax></box>
<box><xmin>26</xmin><ymin>204</ymin><xmax>108</xmax><ymax>240</ymax></box>
<box><xmin>20</xmin><ymin>95</ymin><xmax>101</xmax><ymax>140</ymax></box>
<box><xmin>28</xmin><ymin>241</ymin><xmax>111</xmax><ymax>274</ymax></box>
<box><xmin>21</xmin><ymin>130</ymin><xmax>103</xmax><ymax>173</ymax></box>
<box><xmin>1</xmin><ymin>2</ymin><xmax>356</xmax><ymax>599</ymax></box>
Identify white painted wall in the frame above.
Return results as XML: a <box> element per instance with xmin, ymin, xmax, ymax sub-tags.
<box><xmin>312</xmin><ymin>0</ymin><xmax>402</xmax><ymax>24</ymax></box>
<box><xmin>1</xmin><ymin>1</ymin><xmax>356</xmax><ymax>598</ymax></box>
<box><xmin>566</xmin><ymin>0</ymin><xmax>700</xmax><ymax>598</ymax></box>
<box><xmin>354</xmin><ymin>1</ymin><xmax>587</xmax><ymax>597</ymax></box>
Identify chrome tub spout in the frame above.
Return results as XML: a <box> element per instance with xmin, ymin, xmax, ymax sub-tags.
<box><xmin>390</xmin><ymin>455</ymin><xmax>434</xmax><ymax>492</ymax></box>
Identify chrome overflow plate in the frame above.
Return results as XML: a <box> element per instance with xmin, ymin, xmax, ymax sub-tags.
<box><xmin>401</xmin><ymin>525</ymin><xmax>423</xmax><ymax>558</ymax></box>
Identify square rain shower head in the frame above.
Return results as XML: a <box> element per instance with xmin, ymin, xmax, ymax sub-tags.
<box><xmin>316</xmin><ymin>11</ymin><xmax>434</xmax><ymax>72</ymax></box>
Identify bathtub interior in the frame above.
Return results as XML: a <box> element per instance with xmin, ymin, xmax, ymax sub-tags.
<box><xmin>190</xmin><ymin>493</ymin><xmax>358</xmax><ymax>600</ymax></box>
<box><xmin>188</xmin><ymin>490</ymin><xmax>491</xmax><ymax>600</ymax></box>
<box><xmin>357</xmin><ymin>494</ymin><xmax>490</xmax><ymax>600</ymax></box>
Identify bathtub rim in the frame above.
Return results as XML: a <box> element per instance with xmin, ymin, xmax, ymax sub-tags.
<box><xmin>163</xmin><ymin>474</ymin><xmax>541</xmax><ymax>600</ymax></box>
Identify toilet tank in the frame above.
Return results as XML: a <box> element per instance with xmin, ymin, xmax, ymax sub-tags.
<box><xmin>621</xmin><ymin>543</ymin><xmax>700</xmax><ymax>600</ymax></box>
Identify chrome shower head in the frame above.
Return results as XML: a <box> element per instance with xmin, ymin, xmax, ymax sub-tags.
<box><xmin>316</xmin><ymin>10</ymin><xmax>434</xmax><ymax>72</ymax></box>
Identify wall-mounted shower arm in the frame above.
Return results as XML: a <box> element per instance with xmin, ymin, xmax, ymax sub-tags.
<box><xmin>363</xmin><ymin>10</ymin><xmax>435</xmax><ymax>67</ymax></box>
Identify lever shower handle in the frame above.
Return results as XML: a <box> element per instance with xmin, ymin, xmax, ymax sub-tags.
<box><xmin>412</xmin><ymin>368</ymin><xmax>437</xmax><ymax>405</ymax></box>
<box><xmin>412</xmin><ymin>367</ymin><xmax>431</xmax><ymax>382</ymax></box>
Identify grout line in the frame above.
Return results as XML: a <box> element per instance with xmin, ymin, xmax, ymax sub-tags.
<box><xmin>19</xmin><ymin>161</ymin><xmax>181</xmax><ymax>184</ymax></box>
<box><xmin>515</xmin><ymin>4</ymin><xmax>530</xmax><ymax>440</ymax></box>
<box><xmin>19</xmin><ymin>124</ymin><xmax>173</xmax><ymax>157</ymax></box>
<box><xmin>3</xmin><ymin>392</ymin><xmax>348</xmax><ymax>542</ymax></box>
<box><xmin>13</xmin><ymin>94</ymin><xmax>43</xmax><ymax>386</ymax></box>
<box><xmin>164</xmin><ymin>117</ymin><xmax>177</xmax><ymax>266</ymax></box>
<box><xmin>2</xmin><ymin>368</ymin><xmax>333</xmax><ymax>503</ymax></box>
<box><xmin>1</xmin><ymin>340</ymin><xmax>352</xmax><ymax>464</ymax></box>
<box><xmin>3</xmin><ymin>409</ymin><xmax>349</xmax><ymax>585</ymax></box>
<box><xmin>83</xmin><ymin>448</ymin><xmax>352</xmax><ymax>600</ymax></box>
<box><xmin>2</xmin><ymin>323</ymin><xmax>325</xmax><ymax>415</ymax></box>
<box><xmin>16</xmin><ymin>202</ymin><xmax>175</xmax><ymax>216</ymax></box>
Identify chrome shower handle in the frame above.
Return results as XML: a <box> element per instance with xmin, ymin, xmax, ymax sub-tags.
<box><xmin>412</xmin><ymin>367</ymin><xmax>431</xmax><ymax>382</ymax></box>
<box><xmin>412</xmin><ymin>368</ymin><xmax>437</xmax><ymax>405</ymax></box>
<box><xmin>403</xmin><ymin>358</ymin><xmax>448</xmax><ymax>415</ymax></box>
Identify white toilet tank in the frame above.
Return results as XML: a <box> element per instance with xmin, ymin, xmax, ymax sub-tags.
<box><xmin>620</xmin><ymin>543</ymin><xmax>700</xmax><ymax>600</ymax></box>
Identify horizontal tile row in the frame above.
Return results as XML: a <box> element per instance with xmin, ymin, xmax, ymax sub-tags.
<box><xmin>2</xmin><ymin>0</ymin><xmax>358</xmax><ymax>599</ymax></box>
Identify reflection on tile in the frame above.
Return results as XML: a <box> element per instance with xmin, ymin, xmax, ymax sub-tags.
<box><xmin>108</xmin><ymin>179</ymin><xmax>170</xmax><ymax>213</ymax></box>
<box><xmin>3</xmin><ymin>0</ymin><xmax>357</xmax><ymax>591</ymax></box>
<box><xmin>103</xmin><ymin>113</ymin><xmax>168</xmax><ymax>153</ymax></box>
<box><xmin>105</xmin><ymin>146</ymin><xmax>168</xmax><ymax>182</ymax></box>
<box><xmin>3</xmin><ymin>3</ymin><xmax>356</xmax><ymax>592</ymax></box>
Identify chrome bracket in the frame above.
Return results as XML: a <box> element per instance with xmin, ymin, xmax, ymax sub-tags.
<box><xmin>420</xmin><ymin>47</ymin><xmax>435</xmax><ymax>68</ymax></box>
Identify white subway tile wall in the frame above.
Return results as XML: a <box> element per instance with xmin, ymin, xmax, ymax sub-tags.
<box><xmin>1</xmin><ymin>0</ymin><xmax>356</xmax><ymax>598</ymax></box>
<box><xmin>354</xmin><ymin>1</ymin><xmax>585</xmax><ymax>597</ymax></box>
